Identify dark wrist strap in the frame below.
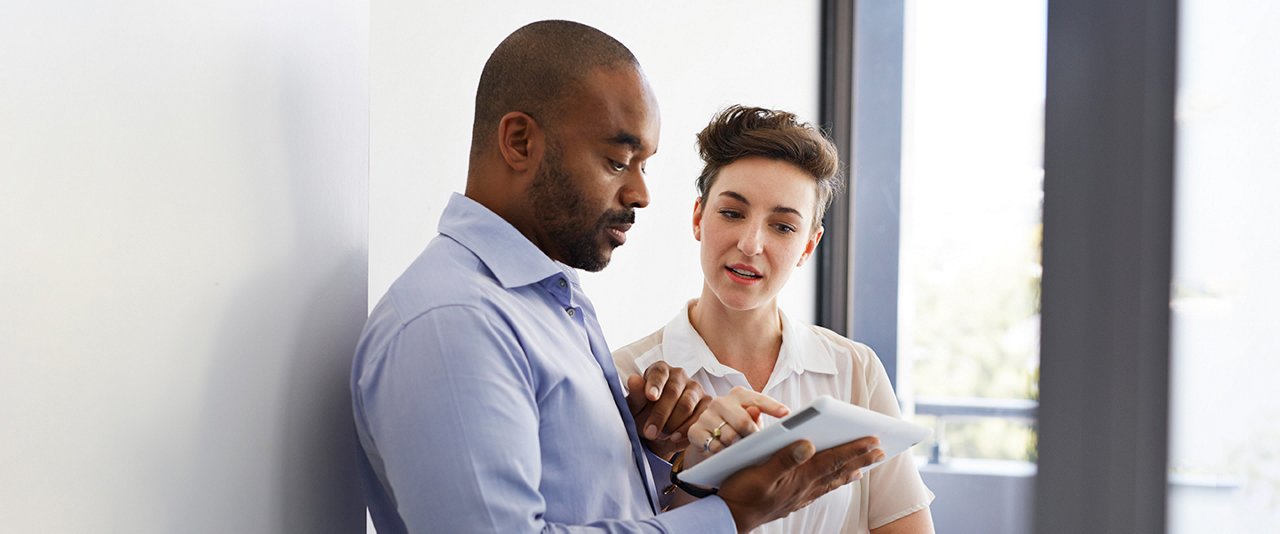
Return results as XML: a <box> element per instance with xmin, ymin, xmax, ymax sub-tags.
<box><xmin>667</xmin><ymin>451</ymin><xmax>718</xmax><ymax>498</ymax></box>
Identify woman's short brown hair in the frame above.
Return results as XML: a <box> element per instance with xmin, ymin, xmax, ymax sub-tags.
<box><xmin>695</xmin><ymin>105</ymin><xmax>844</xmax><ymax>231</ymax></box>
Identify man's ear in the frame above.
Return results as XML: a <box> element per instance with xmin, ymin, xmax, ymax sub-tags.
<box><xmin>797</xmin><ymin>225</ymin><xmax>825</xmax><ymax>267</ymax></box>
<box><xmin>496</xmin><ymin>111</ymin><xmax>543</xmax><ymax>174</ymax></box>
<box><xmin>692</xmin><ymin>198</ymin><xmax>704</xmax><ymax>241</ymax></box>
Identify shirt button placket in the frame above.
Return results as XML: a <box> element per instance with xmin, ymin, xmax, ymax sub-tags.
<box><xmin>556</xmin><ymin>278</ymin><xmax>576</xmax><ymax>317</ymax></box>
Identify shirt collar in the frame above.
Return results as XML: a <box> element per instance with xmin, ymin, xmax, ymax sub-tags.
<box><xmin>646</xmin><ymin>301</ymin><xmax>739</xmax><ymax>378</ymax></box>
<box><xmin>644</xmin><ymin>301</ymin><xmax>840</xmax><ymax>380</ymax></box>
<box><xmin>776</xmin><ymin>308</ymin><xmax>839</xmax><ymax>376</ymax></box>
<box><xmin>437</xmin><ymin>193</ymin><xmax>565</xmax><ymax>289</ymax></box>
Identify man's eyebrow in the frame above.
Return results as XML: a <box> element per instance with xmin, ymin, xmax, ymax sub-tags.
<box><xmin>717</xmin><ymin>190</ymin><xmax>804</xmax><ymax>217</ymax></box>
<box><xmin>606</xmin><ymin>132</ymin><xmax>643</xmax><ymax>150</ymax></box>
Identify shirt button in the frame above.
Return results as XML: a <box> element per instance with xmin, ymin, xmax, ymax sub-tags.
<box><xmin>558</xmin><ymin>278</ymin><xmax>567</xmax><ymax>288</ymax></box>
<box><xmin>566</xmin><ymin>308</ymin><xmax>575</xmax><ymax>317</ymax></box>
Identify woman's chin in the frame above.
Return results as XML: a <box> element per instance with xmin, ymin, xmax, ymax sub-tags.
<box><xmin>709</xmin><ymin>287</ymin><xmax>770</xmax><ymax>313</ymax></box>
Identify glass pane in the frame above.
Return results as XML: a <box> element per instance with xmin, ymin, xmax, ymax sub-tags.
<box><xmin>1169</xmin><ymin>0</ymin><xmax>1280</xmax><ymax>531</ymax></box>
<box><xmin>898</xmin><ymin>0</ymin><xmax>1044</xmax><ymax>531</ymax></box>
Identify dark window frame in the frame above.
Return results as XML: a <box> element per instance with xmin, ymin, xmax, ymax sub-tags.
<box><xmin>816</xmin><ymin>0</ymin><xmax>904</xmax><ymax>388</ymax></box>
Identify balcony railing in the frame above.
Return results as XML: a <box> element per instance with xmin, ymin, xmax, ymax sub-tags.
<box><xmin>913</xmin><ymin>397</ymin><xmax>1038</xmax><ymax>464</ymax></box>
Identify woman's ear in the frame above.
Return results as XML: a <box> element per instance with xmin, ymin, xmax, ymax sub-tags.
<box><xmin>797</xmin><ymin>225</ymin><xmax>825</xmax><ymax>267</ymax></box>
<box><xmin>692</xmin><ymin>198</ymin><xmax>704</xmax><ymax>241</ymax></box>
<box><xmin>496</xmin><ymin>111</ymin><xmax>542</xmax><ymax>174</ymax></box>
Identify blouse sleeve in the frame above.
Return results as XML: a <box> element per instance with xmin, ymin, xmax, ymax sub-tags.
<box><xmin>854</xmin><ymin>344</ymin><xmax>935</xmax><ymax>530</ymax></box>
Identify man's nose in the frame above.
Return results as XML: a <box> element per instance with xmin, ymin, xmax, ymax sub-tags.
<box><xmin>620</xmin><ymin>168</ymin><xmax>650</xmax><ymax>209</ymax></box>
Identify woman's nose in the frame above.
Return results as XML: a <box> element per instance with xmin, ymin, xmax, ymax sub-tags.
<box><xmin>738</xmin><ymin>226</ymin><xmax>764</xmax><ymax>256</ymax></box>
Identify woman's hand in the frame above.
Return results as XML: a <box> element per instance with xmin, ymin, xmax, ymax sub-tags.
<box><xmin>683</xmin><ymin>386</ymin><xmax>791</xmax><ymax>467</ymax></box>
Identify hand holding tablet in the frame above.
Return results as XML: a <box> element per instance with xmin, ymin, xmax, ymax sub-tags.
<box><xmin>679</xmin><ymin>394</ymin><xmax>931</xmax><ymax>488</ymax></box>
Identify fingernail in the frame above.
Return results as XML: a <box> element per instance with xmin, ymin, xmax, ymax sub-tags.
<box><xmin>670</xmin><ymin>432</ymin><xmax>682</xmax><ymax>441</ymax></box>
<box><xmin>648</xmin><ymin>387</ymin><xmax>660</xmax><ymax>399</ymax></box>
<box><xmin>852</xmin><ymin>469</ymin><xmax>864</xmax><ymax>481</ymax></box>
<box><xmin>645</xmin><ymin>425</ymin><xmax>658</xmax><ymax>440</ymax></box>
<box><xmin>793</xmin><ymin>442</ymin><xmax>815</xmax><ymax>463</ymax></box>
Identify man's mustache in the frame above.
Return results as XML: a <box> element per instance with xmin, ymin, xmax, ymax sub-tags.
<box><xmin>601</xmin><ymin>209</ymin><xmax>636</xmax><ymax>226</ymax></box>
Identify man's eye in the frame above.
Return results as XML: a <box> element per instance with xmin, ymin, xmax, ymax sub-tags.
<box><xmin>610</xmin><ymin>160</ymin><xmax>627</xmax><ymax>172</ymax></box>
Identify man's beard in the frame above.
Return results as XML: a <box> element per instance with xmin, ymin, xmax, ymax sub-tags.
<box><xmin>530</xmin><ymin>149</ymin><xmax>635</xmax><ymax>272</ymax></box>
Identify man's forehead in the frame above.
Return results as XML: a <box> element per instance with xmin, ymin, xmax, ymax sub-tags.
<box><xmin>568</xmin><ymin>68</ymin><xmax>660</xmax><ymax>147</ymax></box>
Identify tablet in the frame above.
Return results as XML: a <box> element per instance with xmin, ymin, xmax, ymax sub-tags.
<box><xmin>677</xmin><ymin>395</ymin><xmax>931</xmax><ymax>488</ymax></box>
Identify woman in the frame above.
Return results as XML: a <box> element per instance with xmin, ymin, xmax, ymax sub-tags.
<box><xmin>614</xmin><ymin>106</ymin><xmax>935</xmax><ymax>533</ymax></box>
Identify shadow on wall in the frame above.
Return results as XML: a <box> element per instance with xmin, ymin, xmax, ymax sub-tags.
<box><xmin>150</xmin><ymin>39</ymin><xmax>367</xmax><ymax>533</ymax></box>
<box><xmin>173</xmin><ymin>254</ymin><xmax>365</xmax><ymax>534</ymax></box>
<box><xmin>270</xmin><ymin>34</ymin><xmax>368</xmax><ymax>533</ymax></box>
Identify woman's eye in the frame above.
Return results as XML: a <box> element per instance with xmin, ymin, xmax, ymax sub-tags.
<box><xmin>774</xmin><ymin>224</ymin><xmax>797</xmax><ymax>234</ymax></box>
<box><xmin>718</xmin><ymin>209</ymin><xmax>742</xmax><ymax>219</ymax></box>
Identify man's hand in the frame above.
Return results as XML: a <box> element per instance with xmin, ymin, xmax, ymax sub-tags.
<box><xmin>625</xmin><ymin>361</ymin><xmax>709</xmax><ymax>459</ymax></box>
<box><xmin>716</xmin><ymin>437</ymin><xmax>885</xmax><ymax>533</ymax></box>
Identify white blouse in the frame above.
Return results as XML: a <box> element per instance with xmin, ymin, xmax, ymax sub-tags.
<box><xmin>613</xmin><ymin>301</ymin><xmax>934</xmax><ymax>534</ymax></box>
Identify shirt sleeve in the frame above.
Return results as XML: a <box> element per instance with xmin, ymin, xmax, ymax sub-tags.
<box><xmin>354</xmin><ymin>304</ymin><xmax>735</xmax><ymax>534</ymax></box>
<box><xmin>858</xmin><ymin>346</ymin><xmax>935</xmax><ymax>530</ymax></box>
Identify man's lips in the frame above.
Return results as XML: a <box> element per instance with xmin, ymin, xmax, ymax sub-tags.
<box><xmin>606</xmin><ymin>223</ymin><xmax>632</xmax><ymax>246</ymax></box>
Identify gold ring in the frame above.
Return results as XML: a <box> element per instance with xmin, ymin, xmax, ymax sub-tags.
<box><xmin>711</xmin><ymin>421</ymin><xmax>727</xmax><ymax>440</ymax></box>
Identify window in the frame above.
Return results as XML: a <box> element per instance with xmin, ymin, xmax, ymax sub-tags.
<box><xmin>823</xmin><ymin>1</ymin><xmax>1045</xmax><ymax>531</ymax></box>
<box><xmin>1168</xmin><ymin>0</ymin><xmax>1280</xmax><ymax>530</ymax></box>
<box><xmin>898</xmin><ymin>0</ymin><xmax>1045</xmax><ymax>466</ymax></box>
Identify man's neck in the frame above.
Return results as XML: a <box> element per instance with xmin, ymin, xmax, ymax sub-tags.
<box><xmin>464</xmin><ymin>174</ymin><xmax>563</xmax><ymax>264</ymax></box>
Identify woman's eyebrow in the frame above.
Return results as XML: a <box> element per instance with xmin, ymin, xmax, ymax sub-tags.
<box><xmin>718</xmin><ymin>190</ymin><xmax>750</xmax><ymax>204</ymax></box>
<box><xmin>718</xmin><ymin>190</ymin><xmax>804</xmax><ymax>218</ymax></box>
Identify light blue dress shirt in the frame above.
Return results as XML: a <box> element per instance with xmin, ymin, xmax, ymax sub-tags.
<box><xmin>351</xmin><ymin>194</ymin><xmax>735</xmax><ymax>533</ymax></box>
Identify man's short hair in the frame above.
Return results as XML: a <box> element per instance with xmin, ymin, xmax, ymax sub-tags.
<box><xmin>695</xmin><ymin>105</ymin><xmax>844</xmax><ymax>231</ymax></box>
<box><xmin>470</xmin><ymin>20</ymin><xmax>639</xmax><ymax>156</ymax></box>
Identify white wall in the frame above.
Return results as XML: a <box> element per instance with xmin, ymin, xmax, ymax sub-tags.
<box><xmin>371</xmin><ymin>1</ymin><xmax>822</xmax><ymax>348</ymax></box>
<box><xmin>0</xmin><ymin>2</ymin><xmax>368</xmax><ymax>532</ymax></box>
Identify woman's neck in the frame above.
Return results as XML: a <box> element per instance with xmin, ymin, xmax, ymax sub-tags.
<box><xmin>688</xmin><ymin>286</ymin><xmax>783</xmax><ymax>392</ymax></box>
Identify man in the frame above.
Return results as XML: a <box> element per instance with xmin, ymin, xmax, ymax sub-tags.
<box><xmin>350</xmin><ymin>20</ymin><xmax>884</xmax><ymax>533</ymax></box>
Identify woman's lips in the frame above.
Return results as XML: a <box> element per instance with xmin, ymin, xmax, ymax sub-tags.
<box><xmin>725</xmin><ymin>264</ymin><xmax>763</xmax><ymax>285</ymax></box>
